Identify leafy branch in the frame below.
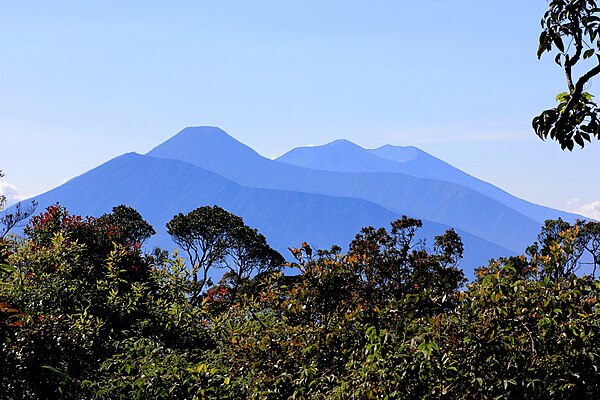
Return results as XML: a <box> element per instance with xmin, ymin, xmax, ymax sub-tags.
<box><xmin>534</xmin><ymin>0</ymin><xmax>600</xmax><ymax>149</ymax></box>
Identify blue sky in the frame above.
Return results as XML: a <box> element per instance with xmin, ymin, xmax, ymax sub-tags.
<box><xmin>1</xmin><ymin>1</ymin><xmax>600</xmax><ymax>218</ymax></box>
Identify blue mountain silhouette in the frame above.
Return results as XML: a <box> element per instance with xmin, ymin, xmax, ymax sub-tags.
<box><xmin>278</xmin><ymin>139</ymin><xmax>578</xmax><ymax>224</ymax></box>
<box><xmin>147</xmin><ymin>127</ymin><xmax>580</xmax><ymax>253</ymax></box>
<box><xmin>22</xmin><ymin>151</ymin><xmax>511</xmax><ymax>278</ymax></box>
<box><xmin>6</xmin><ymin>126</ymin><xmax>587</xmax><ymax>278</ymax></box>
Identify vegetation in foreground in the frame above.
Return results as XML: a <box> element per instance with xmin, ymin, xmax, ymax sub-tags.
<box><xmin>1</xmin><ymin>202</ymin><xmax>599</xmax><ymax>399</ymax></box>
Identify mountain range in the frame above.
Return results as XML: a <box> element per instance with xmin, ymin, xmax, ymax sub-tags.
<box><xmin>8</xmin><ymin>126</ymin><xmax>584</xmax><ymax>278</ymax></box>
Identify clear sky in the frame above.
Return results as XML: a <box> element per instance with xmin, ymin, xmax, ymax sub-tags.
<box><xmin>1</xmin><ymin>1</ymin><xmax>600</xmax><ymax>219</ymax></box>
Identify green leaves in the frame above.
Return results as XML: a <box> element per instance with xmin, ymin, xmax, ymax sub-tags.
<box><xmin>2</xmin><ymin>205</ymin><xmax>600</xmax><ymax>399</ymax></box>
<box><xmin>535</xmin><ymin>0</ymin><xmax>600</xmax><ymax>149</ymax></box>
<box><xmin>584</xmin><ymin>48</ymin><xmax>596</xmax><ymax>59</ymax></box>
<box><xmin>556</xmin><ymin>91</ymin><xmax>570</xmax><ymax>102</ymax></box>
<box><xmin>553</xmin><ymin>34</ymin><xmax>565</xmax><ymax>52</ymax></box>
<box><xmin>533</xmin><ymin>90</ymin><xmax>600</xmax><ymax>150</ymax></box>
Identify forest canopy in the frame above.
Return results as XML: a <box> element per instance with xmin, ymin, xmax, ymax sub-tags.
<box><xmin>1</xmin><ymin>204</ymin><xmax>598</xmax><ymax>399</ymax></box>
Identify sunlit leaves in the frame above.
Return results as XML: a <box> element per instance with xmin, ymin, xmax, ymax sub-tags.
<box><xmin>535</xmin><ymin>0</ymin><xmax>600</xmax><ymax>149</ymax></box>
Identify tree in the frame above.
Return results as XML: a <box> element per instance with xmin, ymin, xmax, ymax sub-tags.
<box><xmin>0</xmin><ymin>170</ymin><xmax>5</xmax><ymax>211</ymax></box>
<box><xmin>0</xmin><ymin>170</ymin><xmax>37</xmax><ymax>238</ymax></box>
<box><xmin>220</xmin><ymin>223</ymin><xmax>284</xmax><ymax>298</ymax></box>
<box><xmin>348</xmin><ymin>216</ymin><xmax>465</xmax><ymax>306</ymax></box>
<box><xmin>21</xmin><ymin>204</ymin><xmax>156</xmax><ymax>287</ymax></box>
<box><xmin>166</xmin><ymin>206</ymin><xmax>243</xmax><ymax>298</ymax></box>
<box><xmin>97</xmin><ymin>205</ymin><xmax>156</xmax><ymax>245</ymax></box>
<box><xmin>576</xmin><ymin>220</ymin><xmax>600</xmax><ymax>277</ymax></box>
<box><xmin>166</xmin><ymin>205</ymin><xmax>283</xmax><ymax>300</ymax></box>
<box><xmin>527</xmin><ymin>218</ymin><xmax>586</xmax><ymax>280</ymax></box>
<box><xmin>534</xmin><ymin>0</ymin><xmax>600</xmax><ymax>149</ymax></box>
<box><xmin>0</xmin><ymin>205</ymin><xmax>212</xmax><ymax>399</ymax></box>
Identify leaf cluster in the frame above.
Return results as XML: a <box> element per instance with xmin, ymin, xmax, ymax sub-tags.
<box><xmin>534</xmin><ymin>0</ymin><xmax>600</xmax><ymax>149</ymax></box>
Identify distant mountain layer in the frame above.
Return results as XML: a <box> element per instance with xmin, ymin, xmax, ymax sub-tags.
<box><xmin>7</xmin><ymin>125</ymin><xmax>586</xmax><ymax>278</ymax></box>
<box><xmin>277</xmin><ymin>138</ymin><xmax>582</xmax><ymax>225</ymax></box>
<box><xmin>25</xmin><ymin>152</ymin><xmax>511</xmax><ymax>278</ymax></box>
<box><xmin>146</xmin><ymin>127</ymin><xmax>580</xmax><ymax>253</ymax></box>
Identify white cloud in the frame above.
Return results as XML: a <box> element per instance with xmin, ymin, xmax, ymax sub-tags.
<box><xmin>0</xmin><ymin>181</ymin><xmax>26</xmax><ymax>207</ymax></box>
<box><xmin>566</xmin><ymin>198</ymin><xmax>600</xmax><ymax>221</ymax></box>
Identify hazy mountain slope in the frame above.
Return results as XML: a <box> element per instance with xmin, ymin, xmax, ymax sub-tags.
<box><xmin>276</xmin><ymin>139</ymin><xmax>404</xmax><ymax>173</ymax></box>
<box><xmin>19</xmin><ymin>152</ymin><xmax>511</xmax><ymax>276</ymax></box>
<box><xmin>146</xmin><ymin>127</ymin><xmax>546</xmax><ymax>253</ymax></box>
<box><xmin>277</xmin><ymin>140</ymin><xmax>582</xmax><ymax>224</ymax></box>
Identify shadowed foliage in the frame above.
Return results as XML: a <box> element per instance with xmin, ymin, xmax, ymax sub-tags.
<box><xmin>2</xmin><ymin>204</ymin><xmax>598</xmax><ymax>399</ymax></box>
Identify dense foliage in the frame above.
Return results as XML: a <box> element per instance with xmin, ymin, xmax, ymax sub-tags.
<box><xmin>1</xmin><ymin>204</ymin><xmax>599</xmax><ymax>399</ymax></box>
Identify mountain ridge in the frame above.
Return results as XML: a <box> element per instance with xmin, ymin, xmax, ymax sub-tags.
<box><xmin>276</xmin><ymin>138</ymin><xmax>582</xmax><ymax>224</ymax></box>
<box><xmin>4</xmin><ymin>125</ymin><xmax>587</xmax><ymax>278</ymax></box>
<box><xmin>146</xmin><ymin>127</ymin><xmax>566</xmax><ymax>253</ymax></box>
<box><xmin>19</xmin><ymin>151</ymin><xmax>512</xmax><ymax>277</ymax></box>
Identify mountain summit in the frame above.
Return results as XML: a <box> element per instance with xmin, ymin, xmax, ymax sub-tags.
<box><xmin>277</xmin><ymin>139</ymin><xmax>405</xmax><ymax>173</ymax></box>
<box><xmin>147</xmin><ymin>126</ymin><xmax>262</xmax><ymax>167</ymax></box>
